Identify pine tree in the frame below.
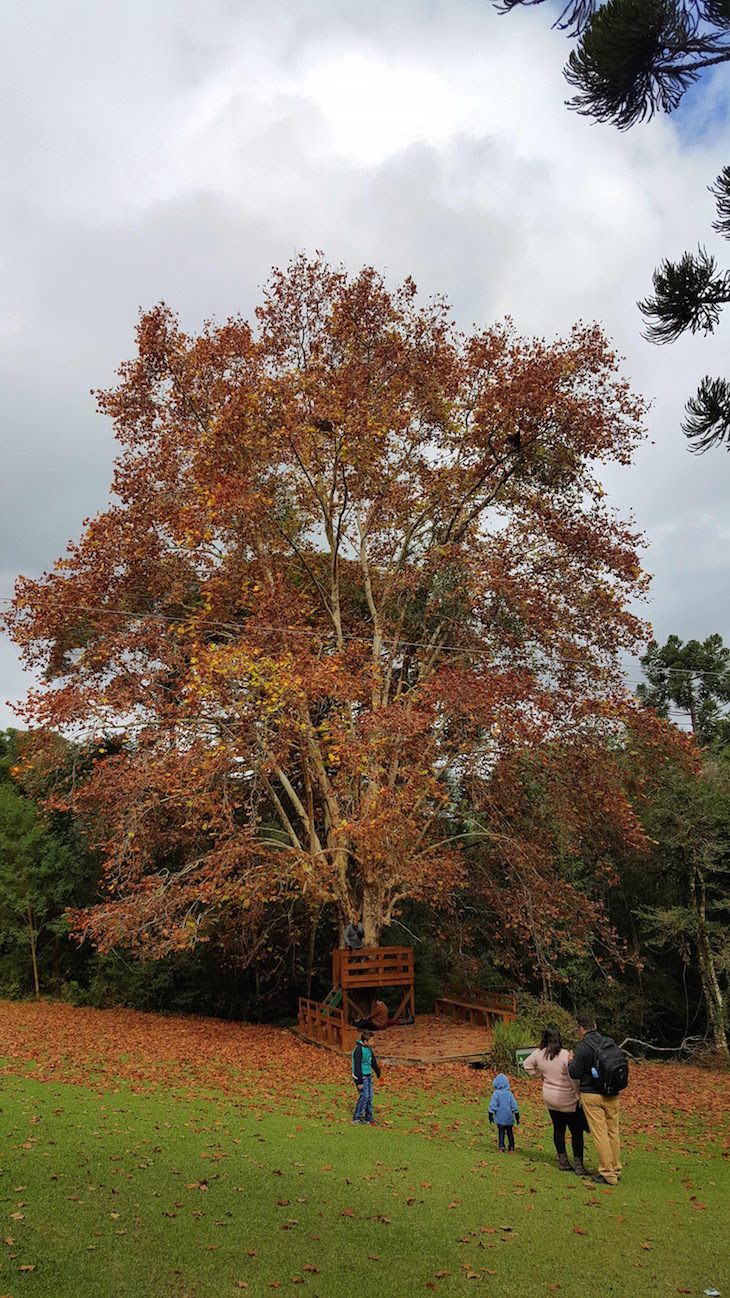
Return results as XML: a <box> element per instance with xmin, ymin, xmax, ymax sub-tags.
<box><xmin>637</xmin><ymin>633</ymin><xmax>730</xmax><ymax>748</ymax></box>
<box><xmin>497</xmin><ymin>2</ymin><xmax>730</xmax><ymax>451</ymax></box>
<box><xmin>494</xmin><ymin>1</ymin><xmax>730</xmax><ymax>128</ymax></box>
<box><xmin>639</xmin><ymin>169</ymin><xmax>730</xmax><ymax>452</ymax></box>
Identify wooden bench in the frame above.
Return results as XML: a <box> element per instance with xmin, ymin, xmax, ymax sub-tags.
<box><xmin>434</xmin><ymin>986</ymin><xmax>516</xmax><ymax>1029</ymax></box>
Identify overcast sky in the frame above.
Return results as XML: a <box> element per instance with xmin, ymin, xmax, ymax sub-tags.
<box><xmin>2</xmin><ymin>0</ymin><xmax>729</xmax><ymax>728</ymax></box>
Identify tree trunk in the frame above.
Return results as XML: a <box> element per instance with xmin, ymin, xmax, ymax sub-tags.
<box><xmin>26</xmin><ymin>906</ymin><xmax>40</xmax><ymax>1000</ymax></box>
<box><xmin>305</xmin><ymin>909</ymin><xmax>319</xmax><ymax>998</ymax></box>
<box><xmin>691</xmin><ymin>866</ymin><xmax>728</xmax><ymax>1055</ymax></box>
<box><xmin>361</xmin><ymin>883</ymin><xmax>386</xmax><ymax>948</ymax></box>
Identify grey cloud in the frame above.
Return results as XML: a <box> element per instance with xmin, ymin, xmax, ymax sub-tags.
<box><xmin>1</xmin><ymin>0</ymin><xmax>730</xmax><ymax>728</ymax></box>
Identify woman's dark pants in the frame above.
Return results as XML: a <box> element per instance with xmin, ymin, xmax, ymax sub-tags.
<box><xmin>548</xmin><ymin>1108</ymin><xmax>584</xmax><ymax>1160</ymax></box>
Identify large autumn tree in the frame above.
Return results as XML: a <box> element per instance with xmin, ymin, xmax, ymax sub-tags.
<box><xmin>6</xmin><ymin>257</ymin><xmax>673</xmax><ymax>959</ymax></box>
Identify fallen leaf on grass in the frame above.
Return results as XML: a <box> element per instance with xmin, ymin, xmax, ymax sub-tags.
<box><xmin>235</xmin><ymin>1284</ymin><xmax>249</xmax><ymax>1290</ymax></box>
<box><xmin>573</xmin><ymin>1227</ymin><xmax>588</xmax><ymax>1235</ymax></box>
<box><xmin>435</xmin><ymin>1272</ymin><xmax>450</xmax><ymax>1279</ymax></box>
<box><xmin>368</xmin><ymin>1255</ymin><xmax>378</xmax><ymax>1261</ymax></box>
<box><xmin>303</xmin><ymin>1265</ymin><xmax>319</xmax><ymax>1274</ymax></box>
<box><xmin>20</xmin><ymin>1265</ymin><xmax>36</xmax><ymax>1271</ymax></box>
<box><xmin>676</xmin><ymin>1289</ymin><xmax>692</xmax><ymax>1294</ymax></box>
<box><xmin>290</xmin><ymin>1278</ymin><xmax>304</xmax><ymax>1285</ymax></box>
<box><xmin>247</xmin><ymin>1250</ymin><xmax>257</xmax><ymax>1257</ymax></box>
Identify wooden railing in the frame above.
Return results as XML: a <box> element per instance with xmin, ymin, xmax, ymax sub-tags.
<box><xmin>332</xmin><ymin>946</ymin><xmax>415</xmax><ymax>990</ymax></box>
<box><xmin>435</xmin><ymin>986</ymin><xmax>516</xmax><ymax>1027</ymax></box>
<box><xmin>298</xmin><ymin>997</ymin><xmax>358</xmax><ymax>1053</ymax></box>
<box><xmin>443</xmin><ymin>986</ymin><xmax>516</xmax><ymax>1015</ymax></box>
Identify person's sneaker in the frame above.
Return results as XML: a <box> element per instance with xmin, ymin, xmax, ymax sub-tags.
<box><xmin>592</xmin><ymin>1174</ymin><xmax>614</xmax><ymax>1184</ymax></box>
<box><xmin>507</xmin><ymin>1148</ymin><xmax>515</xmax><ymax>1154</ymax></box>
<box><xmin>351</xmin><ymin>1119</ymin><xmax>362</xmax><ymax>1125</ymax></box>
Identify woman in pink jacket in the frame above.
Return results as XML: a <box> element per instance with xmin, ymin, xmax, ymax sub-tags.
<box><xmin>522</xmin><ymin>1024</ymin><xmax>587</xmax><ymax>1175</ymax></box>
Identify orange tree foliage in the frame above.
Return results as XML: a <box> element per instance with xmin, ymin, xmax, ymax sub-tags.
<box><xmin>4</xmin><ymin>256</ymin><xmax>685</xmax><ymax>961</ymax></box>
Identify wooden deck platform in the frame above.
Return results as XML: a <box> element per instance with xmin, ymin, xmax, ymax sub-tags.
<box><xmin>292</xmin><ymin>1012</ymin><xmax>493</xmax><ymax>1066</ymax></box>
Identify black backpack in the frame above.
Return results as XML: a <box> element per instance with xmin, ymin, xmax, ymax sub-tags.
<box><xmin>592</xmin><ymin>1036</ymin><xmax>629</xmax><ymax>1096</ymax></box>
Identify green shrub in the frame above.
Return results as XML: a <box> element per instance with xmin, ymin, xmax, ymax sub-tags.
<box><xmin>490</xmin><ymin>1018</ymin><xmax>537</xmax><ymax>1072</ymax></box>
<box><xmin>513</xmin><ymin>993</ymin><xmax>579</xmax><ymax>1049</ymax></box>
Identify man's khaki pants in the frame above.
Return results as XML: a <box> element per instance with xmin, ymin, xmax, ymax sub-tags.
<box><xmin>581</xmin><ymin>1093</ymin><xmax>621</xmax><ymax>1184</ymax></box>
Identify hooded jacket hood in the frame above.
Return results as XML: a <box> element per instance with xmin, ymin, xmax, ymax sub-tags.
<box><xmin>492</xmin><ymin>1073</ymin><xmax>510</xmax><ymax>1090</ymax></box>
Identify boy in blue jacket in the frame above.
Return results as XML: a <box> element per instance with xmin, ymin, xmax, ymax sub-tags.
<box><xmin>352</xmin><ymin>1029</ymin><xmax>381</xmax><ymax>1125</ymax></box>
<box><xmin>488</xmin><ymin>1072</ymin><xmax>520</xmax><ymax>1152</ymax></box>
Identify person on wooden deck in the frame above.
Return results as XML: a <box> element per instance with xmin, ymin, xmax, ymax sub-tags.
<box><xmin>344</xmin><ymin>919</ymin><xmax>364</xmax><ymax>951</ymax></box>
<box><xmin>354</xmin><ymin>997</ymin><xmax>389</xmax><ymax>1030</ymax></box>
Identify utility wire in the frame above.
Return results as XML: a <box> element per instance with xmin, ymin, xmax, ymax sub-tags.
<box><xmin>2</xmin><ymin>594</ymin><xmax>730</xmax><ymax>683</ymax></box>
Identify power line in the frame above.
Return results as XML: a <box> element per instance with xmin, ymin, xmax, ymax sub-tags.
<box><xmin>2</xmin><ymin>594</ymin><xmax>730</xmax><ymax>683</ymax></box>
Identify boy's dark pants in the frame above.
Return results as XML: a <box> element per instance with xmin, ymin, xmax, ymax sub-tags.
<box><xmin>497</xmin><ymin>1123</ymin><xmax>515</xmax><ymax>1151</ymax></box>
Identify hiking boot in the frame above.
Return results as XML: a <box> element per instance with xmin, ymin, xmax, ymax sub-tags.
<box><xmin>573</xmin><ymin>1160</ymin><xmax>588</xmax><ymax>1177</ymax></box>
<box><xmin>557</xmin><ymin>1152</ymin><xmax>573</xmax><ymax>1172</ymax></box>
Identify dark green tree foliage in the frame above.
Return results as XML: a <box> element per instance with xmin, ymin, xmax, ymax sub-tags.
<box><xmin>637</xmin><ymin>634</ymin><xmax>730</xmax><ymax>749</ymax></box>
<box><xmin>640</xmin><ymin>168</ymin><xmax>730</xmax><ymax>452</ymax></box>
<box><xmin>496</xmin><ymin>3</ymin><xmax>730</xmax><ymax>451</ymax></box>
<box><xmin>637</xmin><ymin>757</ymin><xmax>730</xmax><ymax>1053</ymax></box>
<box><xmin>0</xmin><ymin>731</ymin><xmax>97</xmax><ymax>997</ymax></box>
<box><xmin>565</xmin><ymin>1</ymin><xmax>730</xmax><ymax>129</ymax></box>
<box><xmin>495</xmin><ymin>1</ymin><xmax>730</xmax><ymax>128</ymax></box>
<box><xmin>495</xmin><ymin>1</ymin><xmax>599</xmax><ymax>36</ymax></box>
<box><xmin>640</xmin><ymin>246</ymin><xmax>730</xmax><ymax>343</ymax></box>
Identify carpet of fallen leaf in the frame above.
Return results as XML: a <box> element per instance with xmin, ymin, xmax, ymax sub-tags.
<box><xmin>1</xmin><ymin>1000</ymin><xmax>729</xmax><ymax>1153</ymax></box>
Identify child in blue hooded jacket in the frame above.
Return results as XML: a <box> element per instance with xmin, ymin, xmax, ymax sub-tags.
<box><xmin>488</xmin><ymin>1072</ymin><xmax>520</xmax><ymax>1152</ymax></box>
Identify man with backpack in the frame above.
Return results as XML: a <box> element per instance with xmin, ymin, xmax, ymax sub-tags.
<box><xmin>568</xmin><ymin>1011</ymin><xmax>629</xmax><ymax>1186</ymax></box>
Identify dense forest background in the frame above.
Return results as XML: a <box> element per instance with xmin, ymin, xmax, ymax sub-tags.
<box><xmin>2</xmin><ymin>632</ymin><xmax>728</xmax><ymax>1052</ymax></box>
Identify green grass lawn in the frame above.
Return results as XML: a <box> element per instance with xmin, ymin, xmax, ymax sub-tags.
<box><xmin>0</xmin><ymin>1072</ymin><xmax>727</xmax><ymax>1298</ymax></box>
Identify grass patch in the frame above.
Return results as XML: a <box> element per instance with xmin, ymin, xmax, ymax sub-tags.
<box><xmin>1</xmin><ymin>1071</ymin><xmax>728</xmax><ymax>1297</ymax></box>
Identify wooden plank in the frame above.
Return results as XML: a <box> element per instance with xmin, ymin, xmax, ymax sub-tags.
<box><xmin>434</xmin><ymin>997</ymin><xmax>512</xmax><ymax>1029</ymax></box>
<box><xmin>333</xmin><ymin>946</ymin><xmax>415</xmax><ymax>990</ymax></box>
